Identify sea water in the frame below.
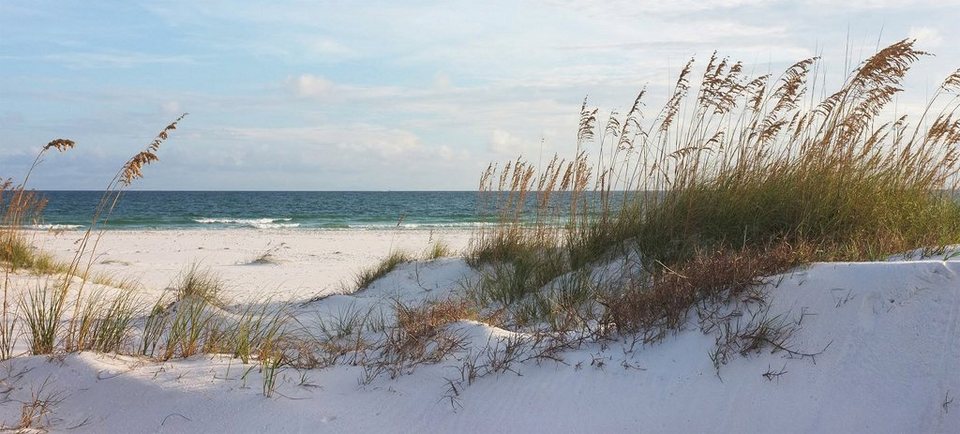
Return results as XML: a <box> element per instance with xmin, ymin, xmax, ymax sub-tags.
<box><xmin>31</xmin><ymin>191</ymin><xmax>502</xmax><ymax>230</ymax></box>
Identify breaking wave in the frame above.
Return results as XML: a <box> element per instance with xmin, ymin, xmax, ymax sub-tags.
<box><xmin>193</xmin><ymin>218</ymin><xmax>299</xmax><ymax>229</ymax></box>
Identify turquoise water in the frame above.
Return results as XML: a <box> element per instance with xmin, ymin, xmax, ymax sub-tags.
<box><xmin>31</xmin><ymin>190</ymin><xmax>958</xmax><ymax>231</ymax></box>
<box><xmin>32</xmin><ymin>191</ymin><xmax>498</xmax><ymax>230</ymax></box>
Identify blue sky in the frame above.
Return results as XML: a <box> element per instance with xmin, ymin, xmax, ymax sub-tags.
<box><xmin>2</xmin><ymin>0</ymin><xmax>959</xmax><ymax>190</ymax></box>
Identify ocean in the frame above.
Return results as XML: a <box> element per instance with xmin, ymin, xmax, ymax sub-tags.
<box><xmin>32</xmin><ymin>191</ymin><xmax>497</xmax><ymax>230</ymax></box>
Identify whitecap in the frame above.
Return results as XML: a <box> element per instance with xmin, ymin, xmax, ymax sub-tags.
<box><xmin>194</xmin><ymin>217</ymin><xmax>293</xmax><ymax>225</ymax></box>
<box><xmin>248</xmin><ymin>222</ymin><xmax>301</xmax><ymax>229</ymax></box>
<box><xmin>28</xmin><ymin>224</ymin><xmax>85</xmax><ymax>230</ymax></box>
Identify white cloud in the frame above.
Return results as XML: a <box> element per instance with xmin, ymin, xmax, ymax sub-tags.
<box><xmin>38</xmin><ymin>51</ymin><xmax>194</xmax><ymax>69</ymax></box>
<box><xmin>289</xmin><ymin>74</ymin><xmax>334</xmax><ymax>98</ymax></box>
<box><xmin>219</xmin><ymin>125</ymin><xmax>424</xmax><ymax>159</ymax></box>
<box><xmin>814</xmin><ymin>0</ymin><xmax>960</xmax><ymax>8</ymax></box>
<box><xmin>303</xmin><ymin>38</ymin><xmax>357</xmax><ymax>59</ymax></box>
<box><xmin>161</xmin><ymin>101</ymin><xmax>182</xmax><ymax>116</ymax></box>
<box><xmin>433</xmin><ymin>72</ymin><xmax>453</xmax><ymax>90</ymax></box>
<box><xmin>541</xmin><ymin>0</ymin><xmax>777</xmax><ymax>16</ymax></box>
<box><xmin>909</xmin><ymin>26</ymin><xmax>944</xmax><ymax>48</ymax></box>
<box><xmin>490</xmin><ymin>128</ymin><xmax>546</xmax><ymax>157</ymax></box>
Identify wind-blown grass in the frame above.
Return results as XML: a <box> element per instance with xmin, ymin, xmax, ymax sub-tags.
<box><xmin>423</xmin><ymin>239</ymin><xmax>453</xmax><ymax>260</ymax></box>
<box><xmin>354</xmin><ymin>250</ymin><xmax>412</xmax><ymax>290</ymax></box>
<box><xmin>2</xmin><ymin>116</ymin><xmax>187</xmax><ymax>358</ymax></box>
<box><xmin>2</xmin><ymin>143</ymin><xmax>74</xmax><ymax>359</ymax></box>
<box><xmin>174</xmin><ymin>263</ymin><xmax>226</xmax><ymax>306</ymax></box>
<box><xmin>470</xmin><ymin>39</ymin><xmax>960</xmax><ymax>337</ymax></box>
<box><xmin>18</xmin><ymin>283</ymin><xmax>67</xmax><ymax>355</ymax></box>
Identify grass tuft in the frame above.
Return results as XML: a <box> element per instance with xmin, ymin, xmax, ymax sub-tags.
<box><xmin>174</xmin><ymin>263</ymin><xmax>225</xmax><ymax>306</ymax></box>
<box><xmin>603</xmin><ymin>242</ymin><xmax>806</xmax><ymax>338</ymax></box>
<box><xmin>140</xmin><ymin>297</ymin><xmax>171</xmax><ymax>358</ymax></box>
<box><xmin>423</xmin><ymin>239</ymin><xmax>453</xmax><ymax>260</ymax></box>
<box><xmin>354</xmin><ymin>250</ymin><xmax>412</xmax><ymax>290</ymax></box>
<box><xmin>163</xmin><ymin>296</ymin><xmax>215</xmax><ymax>360</ymax></box>
<box><xmin>18</xmin><ymin>282</ymin><xmax>67</xmax><ymax>355</ymax></box>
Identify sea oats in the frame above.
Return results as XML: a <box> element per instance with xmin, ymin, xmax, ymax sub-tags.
<box><xmin>941</xmin><ymin>68</ymin><xmax>960</xmax><ymax>93</ymax></box>
<box><xmin>43</xmin><ymin>139</ymin><xmax>75</xmax><ymax>152</ymax></box>
<box><xmin>120</xmin><ymin>113</ymin><xmax>188</xmax><ymax>186</ymax></box>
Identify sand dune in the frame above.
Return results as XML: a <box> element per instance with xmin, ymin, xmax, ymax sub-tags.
<box><xmin>1</xmin><ymin>230</ymin><xmax>957</xmax><ymax>432</ymax></box>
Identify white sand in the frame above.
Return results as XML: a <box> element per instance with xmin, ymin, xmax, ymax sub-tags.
<box><xmin>26</xmin><ymin>229</ymin><xmax>473</xmax><ymax>301</ymax></box>
<box><xmin>1</xmin><ymin>230</ymin><xmax>958</xmax><ymax>433</ymax></box>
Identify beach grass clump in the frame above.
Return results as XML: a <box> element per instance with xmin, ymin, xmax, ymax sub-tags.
<box><xmin>139</xmin><ymin>297</ymin><xmax>171</xmax><ymax>357</ymax></box>
<box><xmin>163</xmin><ymin>296</ymin><xmax>216</xmax><ymax>360</ymax></box>
<box><xmin>260</xmin><ymin>345</ymin><xmax>285</xmax><ymax>397</ymax></box>
<box><xmin>89</xmin><ymin>272</ymin><xmax>141</xmax><ymax>291</ymax></box>
<box><xmin>394</xmin><ymin>298</ymin><xmax>475</xmax><ymax>342</ymax></box>
<box><xmin>354</xmin><ymin>250</ymin><xmax>413</xmax><ymax>290</ymax></box>
<box><xmin>1</xmin><ymin>116</ymin><xmax>188</xmax><ymax>359</ymax></box>
<box><xmin>310</xmin><ymin>303</ymin><xmax>380</xmax><ymax>366</ymax></box>
<box><xmin>229</xmin><ymin>301</ymin><xmax>288</xmax><ymax>364</ymax></box>
<box><xmin>468</xmin><ymin>249</ymin><xmax>567</xmax><ymax>308</ymax></box>
<box><xmin>513</xmin><ymin>269</ymin><xmax>597</xmax><ymax>330</ymax></box>
<box><xmin>60</xmin><ymin>114</ymin><xmax>187</xmax><ymax>352</ymax></box>
<box><xmin>317</xmin><ymin>304</ymin><xmax>372</xmax><ymax>341</ymax></box>
<box><xmin>469</xmin><ymin>39</ymin><xmax>960</xmax><ymax>343</ymax></box>
<box><xmin>603</xmin><ymin>242</ymin><xmax>806</xmax><ymax>338</ymax></box>
<box><xmin>133</xmin><ymin>293</ymin><xmax>295</xmax><ymax>368</ymax></box>
<box><xmin>360</xmin><ymin>298</ymin><xmax>472</xmax><ymax>382</ymax></box>
<box><xmin>0</xmin><ymin>299</ymin><xmax>14</xmax><ymax>360</ymax></box>
<box><xmin>247</xmin><ymin>244</ymin><xmax>283</xmax><ymax>265</ymax></box>
<box><xmin>249</xmin><ymin>252</ymin><xmax>281</xmax><ymax>265</ymax></box>
<box><xmin>610</xmin><ymin>40</ymin><xmax>958</xmax><ymax>264</ymax></box>
<box><xmin>423</xmin><ymin>239</ymin><xmax>453</xmax><ymax>260</ymax></box>
<box><xmin>18</xmin><ymin>282</ymin><xmax>67</xmax><ymax>355</ymax></box>
<box><xmin>0</xmin><ymin>235</ymin><xmax>40</xmax><ymax>271</ymax></box>
<box><xmin>1</xmin><ymin>145</ymin><xmax>73</xmax><ymax>276</ymax></box>
<box><xmin>0</xmin><ymin>232</ymin><xmax>67</xmax><ymax>276</ymax></box>
<box><xmin>174</xmin><ymin>263</ymin><xmax>225</xmax><ymax>306</ymax></box>
<box><xmin>67</xmin><ymin>289</ymin><xmax>139</xmax><ymax>354</ymax></box>
<box><xmin>1</xmin><ymin>118</ymin><xmax>301</xmax><ymax>367</ymax></box>
<box><xmin>87</xmin><ymin>291</ymin><xmax>138</xmax><ymax>353</ymax></box>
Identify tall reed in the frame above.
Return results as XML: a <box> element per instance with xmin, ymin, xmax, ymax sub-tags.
<box><xmin>469</xmin><ymin>39</ymin><xmax>960</xmax><ymax>333</ymax></box>
<box><xmin>61</xmin><ymin>114</ymin><xmax>187</xmax><ymax>351</ymax></box>
<box><xmin>473</xmin><ymin>39</ymin><xmax>960</xmax><ymax>272</ymax></box>
<box><xmin>2</xmin><ymin>140</ymin><xmax>74</xmax><ymax>358</ymax></box>
<box><xmin>3</xmin><ymin>115</ymin><xmax>187</xmax><ymax>355</ymax></box>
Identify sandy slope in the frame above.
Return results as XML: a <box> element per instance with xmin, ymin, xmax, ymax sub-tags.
<box><xmin>1</xmin><ymin>230</ymin><xmax>958</xmax><ymax>433</ymax></box>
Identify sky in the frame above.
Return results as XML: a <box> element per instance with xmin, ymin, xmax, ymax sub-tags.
<box><xmin>1</xmin><ymin>0</ymin><xmax>959</xmax><ymax>190</ymax></box>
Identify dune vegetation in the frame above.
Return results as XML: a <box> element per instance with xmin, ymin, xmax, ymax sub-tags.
<box><xmin>468</xmin><ymin>38</ymin><xmax>960</xmax><ymax>338</ymax></box>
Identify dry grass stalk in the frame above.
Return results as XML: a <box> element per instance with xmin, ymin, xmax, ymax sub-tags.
<box><xmin>359</xmin><ymin>298</ymin><xmax>474</xmax><ymax>383</ymax></box>
<box><xmin>602</xmin><ymin>242</ymin><xmax>807</xmax><ymax>338</ymax></box>
<box><xmin>0</xmin><ymin>115</ymin><xmax>186</xmax><ymax>357</ymax></box>
<box><xmin>16</xmin><ymin>376</ymin><xmax>64</xmax><ymax>431</ymax></box>
<box><xmin>62</xmin><ymin>114</ymin><xmax>188</xmax><ymax>352</ymax></box>
<box><xmin>2</xmin><ymin>141</ymin><xmax>75</xmax><ymax>359</ymax></box>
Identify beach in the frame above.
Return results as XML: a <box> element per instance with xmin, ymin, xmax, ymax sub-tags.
<box><xmin>3</xmin><ymin>14</ymin><xmax>960</xmax><ymax>431</ymax></box>
<box><xmin>27</xmin><ymin>228</ymin><xmax>474</xmax><ymax>300</ymax></box>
